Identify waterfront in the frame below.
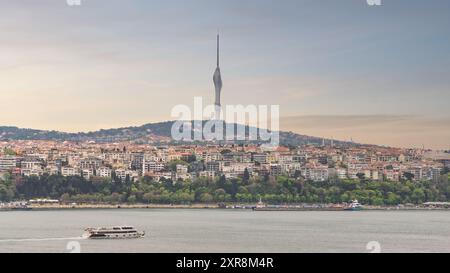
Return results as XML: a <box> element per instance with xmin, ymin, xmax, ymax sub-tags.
<box><xmin>1</xmin><ymin>209</ymin><xmax>450</xmax><ymax>253</ymax></box>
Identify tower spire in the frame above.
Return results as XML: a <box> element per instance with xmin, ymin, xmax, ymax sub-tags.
<box><xmin>213</xmin><ymin>32</ymin><xmax>223</xmax><ymax>111</ymax></box>
<box><xmin>217</xmin><ymin>33</ymin><xmax>220</xmax><ymax>67</ymax></box>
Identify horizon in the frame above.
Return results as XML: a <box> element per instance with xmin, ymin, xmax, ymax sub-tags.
<box><xmin>1</xmin><ymin>0</ymin><xmax>449</xmax><ymax>149</ymax></box>
<box><xmin>1</xmin><ymin>118</ymin><xmax>448</xmax><ymax>151</ymax></box>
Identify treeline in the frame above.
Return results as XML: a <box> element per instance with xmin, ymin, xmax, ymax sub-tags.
<box><xmin>1</xmin><ymin>172</ymin><xmax>450</xmax><ymax>205</ymax></box>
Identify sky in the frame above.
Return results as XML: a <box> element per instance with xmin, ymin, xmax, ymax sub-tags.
<box><xmin>0</xmin><ymin>0</ymin><xmax>449</xmax><ymax>149</ymax></box>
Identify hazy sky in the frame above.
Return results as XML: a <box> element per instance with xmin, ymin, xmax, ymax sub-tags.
<box><xmin>0</xmin><ymin>0</ymin><xmax>449</xmax><ymax>149</ymax></box>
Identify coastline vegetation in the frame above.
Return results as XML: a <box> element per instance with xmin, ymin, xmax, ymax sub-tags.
<box><xmin>1</xmin><ymin>169</ymin><xmax>449</xmax><ymax>206</ymax></box>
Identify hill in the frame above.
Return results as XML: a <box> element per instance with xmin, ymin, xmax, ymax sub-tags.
<box><xmin>0</xmin><ymin>121</ymin><xmax>352</xmax><ymax>147</ymax></box>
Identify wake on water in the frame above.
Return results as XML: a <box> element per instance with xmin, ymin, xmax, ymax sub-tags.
<box><xmin>0</xmin><ymin>236</ymin><xmax>87</xmax><ymax>243</ymax></box>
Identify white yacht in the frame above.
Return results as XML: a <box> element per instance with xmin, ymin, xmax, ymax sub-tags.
<box><xmin>344</xmin><ymin>200</ymin><xmax>363</xmax><ymax>211</ymax></box>
<box><xmin>84</xmin><ymin>226</ymin><xmax>145</xmax><ymax>239</ymax></box>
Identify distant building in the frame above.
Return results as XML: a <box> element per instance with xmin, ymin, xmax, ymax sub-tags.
<box><xmin>199</xmin><ymin>171</ymin><xmax>216</xmax><ymax>179</ymax></box>
<box><xmin>21</xmin><ymin>168</ymin><xmax>43</xmax><ymax>177</ymax></box>
<box><xmin>80</xmin><ymin>158</ymin><xmax>102</xmax><ymax>170</ymax></box>
<box><xmin>335</xmin><ymin>168</ymin><xmax>347</xmax><ymax>179</ymax></box>
<box><xmin>302</xmin><ymin>167</ymin><xmax>329</xmax><ymax>182</ymax></box>
<box><xmin>130</xmin><ymin>153</ymin><xmax>144</xmax><ymax>171</ymax></box>
<box><xmin>176</xmin><ymin>164</ymin><xmax>188</xmax><ymax>174</ymax></box>
<box><xmin>61</xmin><ymin>167</ymin><xmax>81</xmax><ymax>177</ymax></box>
<box><xmin>21</xmin><ymin>158</ymin><xmax>42</xmax><ymax>170</ymax></box>
<box><xmin>82</xmin><ymin>169</ymin><xmax>94</xmax><ymax>180</ymax></box>
<box><xmin>143</xmin><ymin>161</ymin><xmax>165</xmax><ymax>173</ymax></box>
<box><xmin>206</xmin><ymin>161</ymin><xmax>220</xmax><ymax>173</ymax></box>
<box><xmin>252</xmin><ymin>153</ymin><xmax>267</xmax><ymax>164</ymax></box>
<box><xmin>269</xmin><ymin>164</ymin><xmax>283</xmax><ymax>176</ymax></box>
<box><xmin>97</xmin><ymin>167</ymin><xmax>112</xmax><ymax>178</ymax></box>
<box><xmin>0</xmin><ymin>156</ymin><xmax>18</xmax><ymax>171</ymax></box>
<box><xmin>115</xmin><ymin>169</ymin><xmax>139</xmax><ymax>182</ymax></box>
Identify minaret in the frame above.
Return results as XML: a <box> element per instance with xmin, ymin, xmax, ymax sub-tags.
<box><xmin>213</xmin><ymin>33</ymin><xmax>223</xmax><ymax>110</ymax></box>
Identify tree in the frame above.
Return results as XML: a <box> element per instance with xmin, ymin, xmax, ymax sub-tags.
<box><xmin>411</xmin><ymin>188</ymin><xmax>425</xmax><ymax>204</ymax></box>
<box><xmin>220</xmin><ymin>149</ymin><xmax>232</xmax><ymax>155</ymax></box>
<box><xmin>243</xmin><ymin>168</ymin><xmax>250</xmax><ymax>184</ymax></box>
<box><xmin>7</xmin><ymin>166</ymin><xmax>450</xmax><ymax>206</ymax></box>
<box><xmin>127</xmin><ymin>195</ymin><xmax>137</xmax><ymax>203</ymax></box>
<box><xmin>386</xmin><ymin>192</ymin><xmax>400</xmax><ymax>205</ymax></box>
<box><xmin>169</xmin><ymin>160</ymin><xmax>188</xmax><ymax>172</ymax></box>
<box><xmin>340</xmin><ymin>193</ymin><xmax>350</xmax><ymax>203</ymax></box>
<box><xmin>110</xmin><ymin>192</ymin><xmax>121</xmax><ymax>204</ymax></box>
<box><xmin>356</xmin><ymin>173</ymin><xmax>366</xmax><ymax>181</ymax></box>
<box><xmin>186</xmin><ymin>154</ymin><xmax>197</xmax><ymax>163</ymax></box>
<box><xmin>403</xmin><ymin>172</ymin><xmax>415</xmax><ymax>181</ymax></box>
<box><xmin>3</xmin><ymin>148</ymin><xmax>17</xmax><ymax>156</ymax></box>
<box><xmin>217</xmin><ymin>175</ymin><xmax>226</xmax><ymax>189</ymax></box>
<box><xmin>0</xmin><ymin>184</ymin><xmax>14</xmax><ymax>202</ymax></box>
<box><xmin>372</xmin><ymin>197</ymin><xmax>384</xmax><ymax>206</ymax></box>
<box><xmin>60</xmin><ymin>193</ymin><xmax>71</xmax><ymax>203</ymax></box>
<box><xmin>199</xmin><ymin>193</ymin><xmax>213</xmax><ymax>203</ymax></box>
<box><xmin>341</xmin><ymin>179</ymin><xmax>360</xmax><ymax>191</ymax></box>
<box><xmin>0</xmin><ymin>174</ymin><xmax>15</xmax><ymax>202</ymax></box>
<box><xmin>214</xmin><ymin>188</ymin><xmax>228</xmax><ymax>202</ymax></box>
<box><xmin>143</xmin><ymin>192</ymin><xmax>155</xmax><ymax>204</ymax></box>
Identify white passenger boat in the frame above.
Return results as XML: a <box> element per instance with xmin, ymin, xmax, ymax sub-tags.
<box><xmin>344</xmin><ymin>200</ymin><xmax>363</xmax><ymax>211</ymax></box>
<box><xmin>83</xmin><ymin>226</ymin><xmax>145</xmax><ymax>239</ymax></box>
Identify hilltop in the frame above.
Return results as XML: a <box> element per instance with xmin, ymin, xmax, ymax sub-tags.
<box><xmin>0</xmin><ymin>121</ymin><xmax>352</xmax><ymax>147</ymax></box>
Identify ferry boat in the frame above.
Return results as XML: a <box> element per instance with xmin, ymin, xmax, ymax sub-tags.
<box><xmin>0</xmin><ymin>202</ymin><xmax>32</xmax><ymax>211</ymax></box>
<box><xmin>10</xmin><ymin>206</ymin><xmax>32</xmax><ymax>211</ymax></box>
<box><xmin>83</xmin><ymin>226</ymin><xmax>145</xmax><ymax>239</ymax></box>
<box><xmin>344</xmin><ymin>200</ymin><xmax>363</xmax><ymax>211</ymax></box>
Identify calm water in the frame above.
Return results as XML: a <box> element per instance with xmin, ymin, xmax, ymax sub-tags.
<box><xmin>0</xmin><ymin>209</ymin><xmax>450</xmax><ymax>253</ymax></box>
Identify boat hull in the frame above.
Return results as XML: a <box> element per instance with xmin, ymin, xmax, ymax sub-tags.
<box><xmin>344</xmin><ymin>207</ymin><xmax>363</xmax><ymax>211</ymax></box>
<box><xmin>87</xmin><ymin>232</ymin><xmax>145</xmax><ymax>239</ymax></box>
<box><xmin>84</xmin><ymin>226</ymin><xmax>145</xmax><ymax>240</ymax></box>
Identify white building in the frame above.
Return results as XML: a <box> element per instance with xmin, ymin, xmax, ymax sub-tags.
<box><xmin>115</xmin><ymin>169</ymin><xmax>139</xmax><ymax>182</ymax></box>
<box><xmin>335</xmin><ymin>168</ymin><xmax>347</xmax><ymax>179</ymax></box>
<box><xmin>0</xmin><ymin>156</ymin><xmax>18</xmax><ymax>171</ymax></box>
<box><xmin>21</xmin><ymin>159</ymin><xmax>42</xmax><ymax>170</ymax></box>
<box><xmin>302</xmin><ymin>167</ymin><xmax>329</xmax><ymax>182</ymax></box>
<box><xmin>199</xmin><ymin>171</ymin><xmax>216</xmax><ymax>179</ymax></box>
<box><xmin>21</xmin><ymin>168</ymin><xmax>43</xmax><ymax>177</ymax></box>
<box><xmin>143</xmin><ymin>161</ymin><xmax>166</xmax><ymax>173</ymax></box>
<box><xmin>82</xmin><ymin>169</ymin><xmax>94</xmax><ymax>180</ymax></box>
<box><xmin>176</xmin><ymin>164</ymin><xmax>188</xmax><ymax>174</ymax></box>
<box><xmin>61</xmin><ymin>167</ymin><xmax>81</xmax><ymax>177</ymax></box>
<box><xmin>97</xmin><ymin>167</ymin><xmax>112</xmax><ymax>178</ymax></box>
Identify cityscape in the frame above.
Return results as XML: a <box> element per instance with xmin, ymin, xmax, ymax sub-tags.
<box><xmin>1</xmin><ymin>0</ymin><xmax>450</xmax><ymax>255</ymax></box>
<box><xmin>1</xmin><ymin>5</ymin><xmax>449</xmax><ymax>208</ymax></box>
<box><xmin>0</xmin><ymin>137</ymin><xmax>449</xmax><ymax>206</ymax></box>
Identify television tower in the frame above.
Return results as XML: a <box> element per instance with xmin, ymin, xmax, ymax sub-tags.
<box><xmin>213</xmin><ymin>33</ymin><xmax>223</xmax><ymax>110</ymax></box>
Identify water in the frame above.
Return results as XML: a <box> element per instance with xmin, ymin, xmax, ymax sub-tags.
<box><xmin>0</xmin><ymin>209</ymin><xmax>449</xmax><ymax>253</ymax></box>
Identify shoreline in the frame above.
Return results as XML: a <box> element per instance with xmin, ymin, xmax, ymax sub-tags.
<box><xmin>1</xmin><ymin>204</ymin><xmax>220</xmax><ymax>211</ymax></box>
<box><xmin>1</xmin><ymin>203</ymin><xmax>449</xmax><ymax>212</ymax></box>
